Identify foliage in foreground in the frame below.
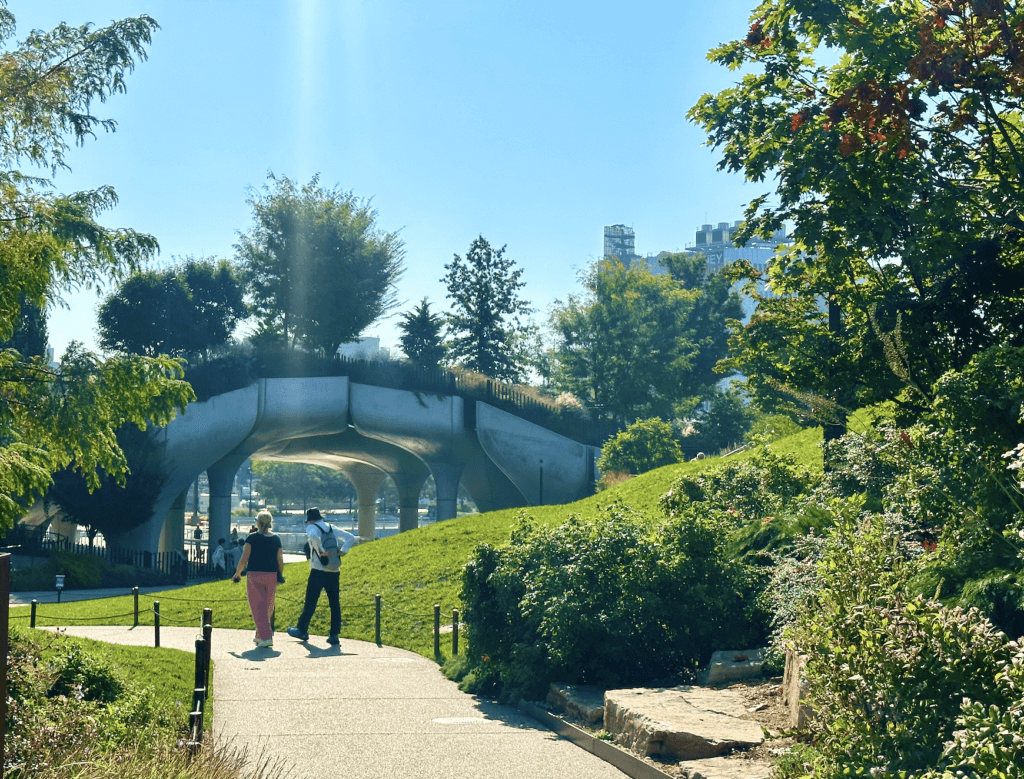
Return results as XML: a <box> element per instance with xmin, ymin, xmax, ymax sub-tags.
<box><xmin>5</xmin><ymin>629</ymin><xmax>190</xmax><ymax>778</ymax></box>
<box><xmin>781</xmin><ymin>513</ymin><xmax>1024</xmax><ymax>778</ymax></box>
<box><xmin>0</xmin><ymin>6</ymin><xmax>195</xmax><ymax>533</ymax></box>
<box><xmin>456</xmin><ymin>504</ymin><xmax>766</xmax><ymax>701</ymax></box>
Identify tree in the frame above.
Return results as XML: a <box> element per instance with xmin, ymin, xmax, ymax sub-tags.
<box><xmin>688</xmin><ymin>0</ymin><xmax>1024</xmax><ymax>434</ymax></box>
<box><xmin>237</xmin><ymin>174</ymin><xmax>405</xmax><ymax>355</ymax></box>
<box><xmin>397</xmin><ymin>298</ymin><xmax>446</xmax><ymax>368</ymax></box>
<box><xmin>252</xmin><ymin>461</ymin><xmax>355</xmax><ymax>511</ymax></box>
<box><xmin>548</xmin><ymin>257</ymin><xmax>742</xmax><ymax>424</ymax></box>
<box><xmin>442</xmin><ymin>236</ymin><xmax>532</xmax><ymax>383</ymax></box>
<box><xmin>597</xmin><ymin>417</ymin><xmax>684</xmax><ymax>476</ymax></box>
<box><xmin>0</xmin><ymin>7</ymin><xmax>193</xmax><ymax>532</ymax></box>
<box><xmin>97</xmin><ymin>258</ymin><xmax>245</xmax><ymax>357</ymax></box>
<box><xmin>46</xmin><ymin>425</ymin><xmax>167</xmax><ymax>542</ymax></box>
<box><xmin>681</xmin><ymin>389</ymin><xmax>755</xmax><ymax>456</ymax></box>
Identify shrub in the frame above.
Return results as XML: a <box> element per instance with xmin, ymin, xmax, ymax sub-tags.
<box><xmin>597</xmin><ymin>417</ymin><xmax>683</xmax><ymax>476</ymax></box>
<box><xmin>47</xmin><ymin>644</ymin><xmax>125</xmax><ymax>704</ymax></box>
<box><xmin>458</xmin><ymin>504</ymin><xmax>765</xmax><ymax>701</ymax></box>
<box><xmin>786</xmin><ymin>512</ymin><xmax>1024</xmax><ymax>777</ymax></box>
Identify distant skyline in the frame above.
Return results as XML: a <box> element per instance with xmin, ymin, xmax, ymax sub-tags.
<box><xmin>20</xmin><ymin>1</ymin><xmax>766</xmax><ymax>360</ymax></box>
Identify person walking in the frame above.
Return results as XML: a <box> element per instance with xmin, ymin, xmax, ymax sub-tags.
<box><xmin>232</xmin><ymin>510</ymin><xmax>285</xmax><ymax>648</ymax></box>
<box><xmin>287</xmin><ymin>507</ymin><xmax>355</xmax><ymax>645</ymax></box>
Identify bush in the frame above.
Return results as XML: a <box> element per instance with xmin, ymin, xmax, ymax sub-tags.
<box><xmin>48</xmin><ymin>644</ymin><xmax>125</xmax><ymax>704</ymax></box>
<box><xmin>4</xmin><ymin>629</ymin><xmax>182</xmax><ymax>778</ymax></box>
<box><xmin>457</xmin><ymin>504</ymin><xmax>765</xmax><ymax>701</ymax></box>
<box><xmin>785</xmin><ymin>512</ymin><xmax>1024</xmax><ymax>777</ymax></box>
<box><xmin>597</xmin><ymin>417</ymin><xmax>682</xmax><ymax>477</ymax></box>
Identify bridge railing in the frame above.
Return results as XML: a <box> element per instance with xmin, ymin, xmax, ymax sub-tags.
<box><xmin>184</xmin><ymin>347</ymin><xmax>618</xmax><ymax>447</ymax></box>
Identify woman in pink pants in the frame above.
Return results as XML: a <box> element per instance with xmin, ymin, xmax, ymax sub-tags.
<box><xmin>231</xmin><ymin>510</ymin><xmax>285</xmax><ymax>648</ymax></box>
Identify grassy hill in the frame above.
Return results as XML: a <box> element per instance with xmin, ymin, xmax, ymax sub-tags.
<box><xmin>23</xmin><ymin>420</ymin><xmax>835</xmax><ymax>661</ymax></box>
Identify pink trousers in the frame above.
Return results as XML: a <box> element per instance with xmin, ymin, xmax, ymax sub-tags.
<box><xmin>246</xmin><ymin>571</ymin><xmax>278</xmax><ymax>641</ymax></box>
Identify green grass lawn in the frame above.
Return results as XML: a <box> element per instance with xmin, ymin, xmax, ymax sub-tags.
<box><xmin>13</xmin><ymin>423</ymin><xmax>833</xmax><ymax>662</ymax></box>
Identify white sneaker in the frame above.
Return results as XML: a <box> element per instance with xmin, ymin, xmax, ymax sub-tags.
<box><xmin>256</xmin><ymin>637</ymin><xmax>273</xmax><ymax>648</ymax></box>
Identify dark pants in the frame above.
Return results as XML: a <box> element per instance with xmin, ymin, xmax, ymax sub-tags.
<box><xmin>297</xmin><ymin>568</ymin><xmax>341</xmax><ymax>635</ymax></box>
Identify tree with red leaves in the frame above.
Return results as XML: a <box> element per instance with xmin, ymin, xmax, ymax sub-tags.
<box><xmin>690</xmin><ymin>0</ymin><xmax>1024</xmax><ymax>431</ymax></box>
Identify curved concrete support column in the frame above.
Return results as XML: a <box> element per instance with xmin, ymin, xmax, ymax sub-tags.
<box><xmin>429</xmin><ymin>463</ymin><xmax>463</xmax><ymax>522</ymax></box>
<box><xmin>159</xmin><ymin>489</ymin><xmax>188</xmax><ymax>554</ymax></box>
<box><xmin>392</xmin><ymin>469</ymin><xmax>429</xmax><ymax>533</ymax></box>
<box><xmin>344</xmin><ymin>465</ymin><xmax>387</xmax><ymax>542</ymax></box>
<box><xmin>207</xmin><ymin>459</ymin><xmax>241</xmax><ymax>548</ymax></box>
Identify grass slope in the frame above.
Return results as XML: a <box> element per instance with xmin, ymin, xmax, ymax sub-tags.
<box><xmin>17</xmin><ymin>423</ymin><xmax>833</xmax><ymax>662</ymax></box>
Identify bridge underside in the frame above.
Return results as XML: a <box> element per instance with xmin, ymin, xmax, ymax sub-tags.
<box><xmin>110</xmin><ymin>377</ymin><xmax>598</xmax><ymax>555</ymax></box>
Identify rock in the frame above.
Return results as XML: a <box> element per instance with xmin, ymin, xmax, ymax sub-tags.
<box><xmin>698</xmin><ymin>648</ymin><xmax>765</xmax><ymax>686</ymax></box>
<box><xmin>546</xmin><ymin>683</ymin><xmax>605</xmax><ymax>725</ymax></box>
<box><xmin>783</xmin><ymin>648</ymin><xmax>813</xmax><ymax>729</ymax></box>
<box><xmin>682</xmin><ymin>755</ymin><xmax>773</xmax><ymax>779</ymax></box>
<box><xmin>604</xmin><ymin>686</ymin><xmax>764</xmax><ymax>760</ymax></box>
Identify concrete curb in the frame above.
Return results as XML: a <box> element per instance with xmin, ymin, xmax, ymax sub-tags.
<box><xmin>517</xmin><ymin>699</ymin><xmax>674</xmax><ymax>779</ymax></box>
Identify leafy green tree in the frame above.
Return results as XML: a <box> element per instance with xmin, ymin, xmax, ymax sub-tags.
<box><xmin>252</xmin><ymin>461</ymin><xmax>355</xmax><ymax>510</ymax></box>
<box><xmin>1</xmin><ymin>295</ymin><xmax>47</xmax><ymax>358</ymax></box>
<box><xmin>0</xmin><ymin>7</ymin><xmax>193</xmax><ymax>532</ymax></box>
<box><xmin>46</xmin><ymin>426</ymin><xmax>167</xmax><ymax>542</ymax></box>
<box><xmin>689</xmin><ymin>0</ymin><xmax>1024</xmax><ymax>436</ymax></box>
<box><xmin>237</xmin><ymin>174</ymin><xmax>405</xmax><ymax>355</ymax></box>
<box><xmin>683</xmin><ymin>389</ymin><xmax>755</xmax><ymax>456</ymax></box>
<box><xmin>397</xmin><ymin>298</ymin><xmax>446</xmax><ymax>367</ymax></box>
<box><xmin>97</xmin><ymin>258</ymin><xmax>245</xmax><ymax>357</ymax></box>
<box><xmin>442</xmin><ymin>236</ymin><xmax>532</xmax><ymax>383</ymax></box>
<box><xmin>548</xmin><ymin>258</ymin><xmax>741</xmax><ymax>423</ymax></box>
<box><xmin>597</xmin><ymin>417</ymin><xmax>683</xmax><ymax>476</ymax></box>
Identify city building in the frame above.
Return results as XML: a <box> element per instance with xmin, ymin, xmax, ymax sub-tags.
<box><xmin>602</xmin><ymin>221</ymin><xmax>795</xmax><ymax>319</ymax></box>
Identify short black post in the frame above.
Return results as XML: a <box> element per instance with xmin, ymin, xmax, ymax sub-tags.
<box><xmin>374</xmin><ymin>594</ymin><xmax>381</xmax><ymax>645</ymax></box>
<box><xmin>433</xmin><ymin>604</ymin><xmax>440</xmax><ymax>657</ymax></box>
<box><xmin>194</xmin><ymin>637</ymin><xmax>206</xmax><ymax>689</ymax></box>
<box><xmin>132</xmin><ymin>586</ymin><xmax>139</xmax><ymax>627</ymax></box>
<box><xmin>452</xmin><ymin>608</ymin><xmax>459</xmax><ymax>656</ymax></box>
<box><xmin>202</xmin><ymin>609</ymin><xmax>213</xmax><ymax>699</ymax></box>
<box><xmin>30</xmin><ymin>599</ymin><xmax>36</xmax><ymax>629</ymax></box>
<box><xmin>153</xmin><ymin>601</ymin><xmax>160</xmax><ymax>647</ymax></box>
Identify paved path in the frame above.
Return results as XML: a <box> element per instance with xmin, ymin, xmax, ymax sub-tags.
<box><xmin>47</xmin><ymin>626</ymin><xmax>629</xmax><ymax>779</ymax></box>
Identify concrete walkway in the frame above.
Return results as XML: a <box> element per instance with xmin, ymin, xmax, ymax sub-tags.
<box><xmin>46</xmin><ymin>625</ymin><xmax>629</xmax><ymax>779</ymax></box>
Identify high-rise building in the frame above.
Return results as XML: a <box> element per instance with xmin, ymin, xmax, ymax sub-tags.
<box><xmin>693</xmin><ymin>220</ymin><xmax>791</xmax><ymax>275</ymax></box>
<box><xmin>602</xmin><ymin>224</ymin><xmax>639</xmax><ymax>265</ymax></box>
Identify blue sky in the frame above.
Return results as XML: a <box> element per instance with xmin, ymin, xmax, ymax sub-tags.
<box><xmin>20</xmin><ymin>1</ymin><xmax>765</xmax><ymax>359</ymax></box>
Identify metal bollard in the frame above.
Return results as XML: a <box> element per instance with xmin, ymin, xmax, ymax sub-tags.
<box><xmin>452</xmin><ymin>608</ymin><xmax>459</xmax><ymax>656</ymax></box>
<box><xmin>433</xmin><ymin>604</ymin><xmax>440</xmax><ymax>657</ymax></box>
<box><xmin>194</xmin><ymin>637</ymin><xmax>206</xmax><ymax>690</ymax></box>
<box><xmin>30</xmin><ymin>599</ymin><xmax>36</xmax><ymax>629</ymax></box>
<box><xmin>154</xmin><ymin>601</ymin><xmax>160</xmax><ymax>647</ymax></box>
<box><xmin>374</xmin><ymin>594</ymin><xmax>381</xmax><ymax>645</ymax></box>
<box><xmin>202</xmin><ymin>608</ymin><xmax>213</xmax><ymax>699</ymax></box>
<box><xmin>133</xmin><ymin>587</ymin><xmax>139</xmax><ymax>627</ymax></box>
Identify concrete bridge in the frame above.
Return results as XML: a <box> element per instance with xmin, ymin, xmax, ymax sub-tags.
<box><xmin>111</xmin><ymin>377</ymin><xmax>599</xmax><ymax>555</ymax></box>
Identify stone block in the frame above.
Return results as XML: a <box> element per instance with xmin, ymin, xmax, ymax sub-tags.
<box><xmin>698</xmin><ymin>648</ymin><xmax>765</xmax><ymax>686</ymax></box>
<box><xmin>546</xmin><ymin>683</ymin><xmax>605</xmax><ymax>725</ymax></box>
<box><xmin>604</xmin><ymin>686</ymin><xmax>763</xmax><ymax>760</ymax></box>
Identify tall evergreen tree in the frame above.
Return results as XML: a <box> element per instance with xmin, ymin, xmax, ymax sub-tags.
<box><xmin>442</xmin><ymin>236</ymin><xmax>532</xmax><ymax>383</ymax></box>
<box><xmin>398</xmin><ymin>298</ymin><xmax>446</xmax><ymax>368</ymax></box>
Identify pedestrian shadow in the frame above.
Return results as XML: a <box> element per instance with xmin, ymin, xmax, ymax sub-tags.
<box><xmin>228</xmin><ymin>648</ymin><xmax>282</xmax><ymax>660</ymax></box>
<box><xmin>301</xmin><ymin>644</ymin><xmax>355</xmax><ymax>658</ymax></box>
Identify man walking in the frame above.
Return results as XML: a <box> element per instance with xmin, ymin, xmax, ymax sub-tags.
<box><xmin>287</xmin><ymin>507</ymin><xmax>355</xmax><ymax>645</ymax></box>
